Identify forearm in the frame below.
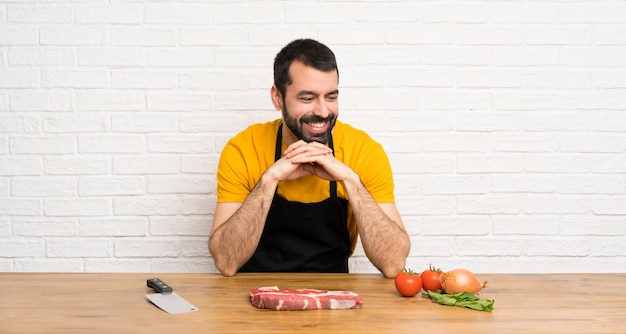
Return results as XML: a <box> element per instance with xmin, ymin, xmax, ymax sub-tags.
<box><xmin>209</xmin><ymin>175</ymin><xmax>278</xmax><ymax>276</ymax></box>
<box><xmin>341</xmin><ymin>175</ymin><xmax>410</xmax><ymax>278</ymax></box>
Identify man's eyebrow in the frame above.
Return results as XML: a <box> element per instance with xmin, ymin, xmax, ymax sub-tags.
<box><xmin>296</xmin><ymin>90</ymin><xmax>339</xmax><ymax>96</ymax></box>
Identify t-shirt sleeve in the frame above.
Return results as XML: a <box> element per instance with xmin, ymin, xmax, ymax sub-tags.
<box><xmin>216</xmin><ymin>139</ymin><xmax>253</xmax><ymax>203</ymax></box>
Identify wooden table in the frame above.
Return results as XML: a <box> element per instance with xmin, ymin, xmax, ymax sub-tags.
<box><xmin>1</xmin><ymin>273</ymin><xmax>625</xmax><ymax>333</ymax></box>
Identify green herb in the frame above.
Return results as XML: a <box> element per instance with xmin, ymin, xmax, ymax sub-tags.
<box><xmin>422</xmin><ymin>290</ymin><xmax>494</xmax><ymax>312</ymax></box>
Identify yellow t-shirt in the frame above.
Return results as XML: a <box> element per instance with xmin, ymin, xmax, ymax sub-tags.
<box><xmin>216</xmin><ymin>119</ymin><xmax>396</xmax><ymax>253</ymax></box>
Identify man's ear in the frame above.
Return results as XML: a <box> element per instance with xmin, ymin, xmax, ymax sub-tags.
<box><xmin>270</xmin><ymin>85</ymin><xmax>283</xmax><ymax>111</ymax></box>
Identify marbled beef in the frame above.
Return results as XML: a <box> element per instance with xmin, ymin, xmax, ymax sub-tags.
<box><xmin>249</xmin><ymin>286</ymin><xmax>363</xmax><ymax>311</ymax></box>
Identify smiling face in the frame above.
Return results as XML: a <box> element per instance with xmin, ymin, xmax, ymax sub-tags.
<box><xmin>271</xmin><ymin>60</ymin><xmax>339</xmax><ymax>145</ymax></box>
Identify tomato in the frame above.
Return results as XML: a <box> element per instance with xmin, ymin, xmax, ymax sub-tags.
<box><xmin>421</xmin><ymin>265</ymin><xmax>443</xmax><ymax>292</ymax></box>
<box><xmin>394</xmin><ymin>268</ymin><xmax>422</xmax><ymax>297</ymax></box>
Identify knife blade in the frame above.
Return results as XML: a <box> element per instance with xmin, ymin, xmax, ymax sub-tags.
<box><xmin>146</xmin><ymin>278</ymin><xmax>199</xmax><ymax>314</ymax></box>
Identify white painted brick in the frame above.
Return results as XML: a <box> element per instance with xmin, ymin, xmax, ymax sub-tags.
<box><xmin>79</xmin><ymin>176</ymin><xmax>145</xmax><ymax>196</ymax></box>
<box><xmin>79</xmin><ymin>47</ymin><xmax>146</xmax><ymax>67</ymax></box>
<box><xmin>387</xmin><ymin>69</ymin><xmax>455</xmax><ymax>87</ymax></box>
<box><xmin>526</xmin><ymin>25</ymin><xmax>592</xmax><ymax>45</ymax></box>
<box><xmin>492</xmin><ymin>91</ymin><xmax>559</xmax><ymax>110</ymax></box>
<box><xmin>148</xmin><ymin>175</ymin><xmax>212</xmax><ymax>194</ymax></box>
<box><xmin>320</xmin><ymin>25</ymin><xmax>387</xmax><ymax>45</ymax></box>
<box><xmin>593</xmin><ymin>70</ymin><xmax>626</xmax><ymax>89</ymax></box>
<box><xmin>0</xmin><ymin>240</ymin><xmax>45</xmax><ymax>257</ymax></box>
<box><xmin>0</xmin><ymin>180</ymin><xmax>7</xmax><ymax>197</ymax></box>
<box><xmin>589</xmin><ymin>238</ymin><xmax>626</xmax><ymax>256</ymax></box>
<box><xmin>0</xmin><ymin>261</ymin><xmax>13</xmax><ymax>272</ymax></box>
<box><xmin>457</xmin><ymin>195</ymin><xmax>521</xmax><ymax>214</ymax></box>
<box><xmin>458</xmin><ymin>69</ymin><xmax>522</xmax><ymax>88</ymax></box>
<box><xmin>145</xmin><ymin>4</ymin><xmax>214</xmax><ymax>25</ymax></box>
<box><xmin>354</xmin><ymin>46</ymin><xmax>423</xmax><ymax>65</ymax></box>
<box><xmin>10</xmin><ymin>136</ymin><xmax>74</xmax><ymax>154</ymax></box>
<box><xmin>248</xmin><ymin>26</ymin><xmax>318</xmax><ymax>47</ymax></box>
<box><xmin>355</xmin><ymin>5</ymin><xmax>420</xmax><ymax>23</ymax></box>
<box><xmin>150</xmin><ymin>258</ymin><xmax>215</xmax><ymax>273</ymax></box>
<box><xmin>113</xmin><ymin>196</ymin><xmax>178</xmax><ymax>216</ymax></box>
<box><xmin>457</xmin><ymin>111</ymin><xmax>522</xmax><ymax>131</ymax></box>
<box><xmin>150</xmin><ymin>216</ymin><xmax>210</xmax><ymax>237</ymax></box>
<box><xmin>559</xmin><ymin>175</ymin><xmax>624</xmax><ymax>194</ymax></box>
<box><xmin>40</xmin><ymin>26</ymin><xmax>106</xmax><ymax>46</ymax></box>
<box><xmin>44</xmin><ymin>198</ymin><xmax>110</xmax><ymax>217</ymax></box>
<box><xmin>214</xmin><ymin>3</ymin><xmax>282</xmax><ymax>24</ymax></box>
<box><xmin>423</xmin><ymin>133</ymin><xmax>489</xmax><ymax>152</ymax></box>
<box><xmin>491</xmin><ymin>174</ymin><xmax>557</xmax><ymax>193</ymax></box>
<box><xmin>111</xmin><ymin>27</ymin><xmax>177</xmax><ymax>47</ymax></box>
<box><xmin>13</xmin><ymin>219</ymin><xmax>77</xmax><ymax>237</ymax></box>
<box><xmin>560</xmin><ymin>216</ymin><xmax>624</xmax><ymax>236</ymax></box>
<box><xmin>458</xmin><ymin>154</ymin><xmax>524</xmax><ymax>173</ymax></box>
<box><xmin>421</xmin><ymin>90</ymin><xmax>490</xmax><ymax>110</ymax></box>
<box><xmin>181</xmin><ymin>156</ymin><xmax>217</xmax><ymax>174</ymax></box>
<box><xmin>562</xmin><ymin>91</ymin><xmax>626</xmax><ymax>110</ymax></box>
<box><xmin>44</xmin><ymin>156</ymin><xmax>109</xmax><ymax>175</ymax></box>
<box><xmin>385</xmin><ymin>111</ymin><xmax>455</xmax><ymax>132</ymax></box>
<box><xmin>492</xmin><ymin>215</ymin><xmax>560</xmax><ymax>235</ymax></box>
<box><xmin>374</xmin><ymin>135</ymin><xmax>421</xmax><ymax>154</ymax></box>
<box><xmin>148</xmin><ymin>134</ymin><xmax>215</xmax><ymax>154</ymax></box>
<box><xmin>14</xmin><ymin>259</ymin><xmax>84</xmax><ymax>272</ymax></box>
<box><xmin>75</xmin><ymin>4</ymin><xmax>143</xmax><ymax>24</ymax></box>
<box><xmin>0</xmin><ymin>218</ymin><xmax>10</xmax><ymax>237</ymax></box>
<box><xmin>524</xmin><ymin>196</ymin><xmax>589</xmax><ymax>214</ymax></box>
<box><xmin>42</xmin><ymin>69</ymin><xmax>110</xmax><ymax>88</ymax></box>
<box><xmin>147</xmin><ymin>47</ymin><xmax>213</xmax><ymax>67</ymax></box>
<box><xmin>559</xmin><ymin>134</ymin><xmax>624</xmax><ymax>153</ymax></box>
<box><xmin>8</xmin><ymin>47</ymin><xmax>74</xmax><ymax>66</ymax></box>
<box><xmin>491</xmin><ymin>3</ymin><xmax>558</xmax><ymax>23</ymax></box>
<box><xmin>424</xmin><ymin>46</ymin><xmax>491</xmax><ymax>65</ymax></box>
<box><xmin>561</xmin><ymin>47</ymin><xmax>626</xmax><ymax>66</ymax></box>
<box><xmin>147</xmin><ymin>92</ymin><xmax>214</xmax><ymax>112</ymax></box>
<box><xmin>80</xmin><ymin>218</ymin><xmax>147</xmax><ymax>237</ymax></box>
<box><xmin>458</xmin><ymin>25</ymin><xmax>524</xmax><ymax>45</ymax></box>
<box><xmin>524</xmin><ymin>111</ymin><xmax>591</xmax><ymax>131</ymax></box>
<box><xmin>560</xmin><ymin>3</ymin><xmax>626</xmax><ymax>23</ymax></box>
<box><xmin>284</xmin><ymin>3</ymin><xmax>353</xmax><ymax>24</ymax></box>
<box><xmin>421</xmin><ymin>3</ymin><xmax>488</xmax><ymax>23</ymax></box>
<box><xmin>47</xmin><ymin>239</ymin><xmax>111</xmax><ymax>258</ymax></box>
<box><xmin>494</xmin><ymin>47</ymin><xmax>560</xmax><ymax>66</ymax></box>
<box><xmin>397</xmin><ymin>196</ymin><xmax>454</xmax><ymax>215</ymax></box>
<box><xmin>408</xmin><ymin>237</ymin><xmax>455</xmax><ymax>257</ymax></box>
<box><xmin>389</xmin><ymin>153</ymin><xmax>455</xmax><ymax>174</ymax></box>
<box><xmin>180</xmin><ymin>238</ymin><xmax>210</xmax><ymax>257</ymax></box>
<box><xmin>592</xmin><ymin>155</ymin><xmax>626</xmax><ymax>173</ymax></box>
<box><xmin>181</xmin><ymin>195</ymin><xmax>215</xmax><ymax>215</ymax></box>
<box><xmin>0</xmin><ymin>156</ymin><xmax>42</xmax><ymax>176</ymax></box>
<box><xmin>44</xmin><ymin>198</ymin><xmax>111</xmax><ymax>217</ymax></box>
<box><xmin>79</xmin><ymin>134</ymin><xmax>146</xmax><ymax>154</ymax></box>
<box><xmin>591</xmin><ymin>196</ymin><xmax>626</xmax><ymax>215</ymax></box>
<box><xmin>78</xmin><ymin>91</ymin><xmax>145</xmax><ymax>112</ymax></box>
<box><xmin>524</xmin><ymin>238</ymin><xmax>588</xmax><ymax>256</ymax></box>
<box><xmin>525</xmin><ymin>154</ymin><xmax>591</xmax><ymax>173</ymax></box>
<box><xmin>0</xmin><ymin>69</ymin><xmax>38</xmax><ymax>88</ymax></box>
<box><xmin>457</xmin><ymin>238</ymin><xmax>523</xmax><ymax>256</ymax></box>
<box><xmin>181</xmin><ymin>27</ymin><xmax>246</xmax><ymax>46</ymax></box>
<box><xmin>422</xmin><ymin>175</ymin><xmax>490</xmax><ymax>195</ymax></box>
<box><xmin>0</xmin><ymin>27</ymin><xmax>38</xmax><ymax>46</ymax></box>
<box><xmin>10</xmin><ymin>90</ymin><xmax>73</xmax><ymax>112</ymax></box>
<box><xmin>114</xmin><ymin>239</ymin><xmax>179</xmax><ymax>257</ymax></box>
<box><xmin>112</xmin><ymin>70</ymin><xmax>177</xmax><ymax>89</ymax></box>
<box><xmin>0</xmin><ymin>113</ymin><xmax>40</xmax><ymax>133</ymax></box>
<box><xmin>422</xmin><ymin>216</ymin><xmax>490</xmax><ymax>236</ymax></box>
<box><xmin>43</xmin><ymin>113</ymin><xmax>109</xmax><ymax>133</ymax></box>
<box><xmin>112</xmin><ymin>113</ymin><xmax>178</xmax><ymax>133</ymax></box>
<box><xmin>594</xmin><ymin>25</ymin><xmax>626</xmax><ymax>45</ymax></box>
<box><xmin>493</xmin><ymin>133</ymin><xmax>559</xmax><ymax>153</ymax></box>
<box><xmin>524</xmin><ymin>71</ymin><xmax>591</xmax><ymax>89</ymax></box>
<box><xmin>84</xmin><ymin>259</ymin><xmax>151</xmax><ymax>272</ymax></box>
<box><xmin>215</xmin><ymin>47</ymin><xmax>275</xmax><ymax>67</ymax></box>
<box><xmin>180</xmin><ymin>112</ymin><xmax>248</xmax><ymax>133</ymax></box>
<box><xmin>112</xmin><ymin>155</ymin><xmax>179</xmax><ymax>175</ymax></box>
<box><xmin>179</xmin><ymin>70</ymin><xmax>247</xmax><ymax>90</ymax></box>
<box><xmin>8</xmin><ymin>5</ymin><xmax>72</xmax><ymax>24</ymax></box>
<box><xmin>11</xmin><ymin>176</ymin><xmax>77</xmax><ymax>197</ymax></box>
<box><xmin>492</xmin><ymin>257</ymin><xmax>623</xmax><ymax>273</ymax></box>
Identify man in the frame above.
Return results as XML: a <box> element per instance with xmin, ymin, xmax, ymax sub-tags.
<box><xmin>208</xmin><ymin>39</ymin><xmax>410</xmax><ymax>278</ymax></box>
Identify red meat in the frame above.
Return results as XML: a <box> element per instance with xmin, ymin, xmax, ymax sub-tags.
<box><xmin>250</xmin><ymin>286</ymin><xmax>363</xmax><ymax>311</ymax></box>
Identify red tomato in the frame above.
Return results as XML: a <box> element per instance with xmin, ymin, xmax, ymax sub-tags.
<box><xmin>421</xmin><ymin>265</ymin><xmax>443</xmax><ymax>292</ymax></box>
<box><xmin>394</xmin><ymin>269</ymin><xmax>422</xmax><ymax>297</ymax></box>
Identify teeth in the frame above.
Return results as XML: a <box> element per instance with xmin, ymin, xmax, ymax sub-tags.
<box><xmin>308</xmin><ymin>122</ymin><xmax>325</xmax><ymax>128</ymax></box>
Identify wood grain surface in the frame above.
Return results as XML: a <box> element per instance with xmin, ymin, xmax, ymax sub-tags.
<box><xmin>1</xmin><ymin>272</ymin><xmax>624</xmax><ymax>333</ymax></box>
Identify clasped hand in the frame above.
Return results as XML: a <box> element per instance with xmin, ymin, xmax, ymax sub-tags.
<box><xmin>270</xmin><ymin>140</ymin><xmax>353</xmax><ymax>183</ymax></box>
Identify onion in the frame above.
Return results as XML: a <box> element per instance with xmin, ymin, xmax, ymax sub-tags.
<box><xmin>440</xmin><ymin>268</ymin><xmax>488</xmax><ymax>295</ymax></box>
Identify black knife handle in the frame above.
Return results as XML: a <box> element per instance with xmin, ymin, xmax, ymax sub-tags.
<box><xmin>147</xmin><ymin>278</ymin><xmax>173</xmax><ymax>293</ymax></box>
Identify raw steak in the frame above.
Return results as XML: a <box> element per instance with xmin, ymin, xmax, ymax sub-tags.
<box><xmin>250</xmin><ymin>286</ymin><xmax>363</xmax><ymax>311</ymax></box>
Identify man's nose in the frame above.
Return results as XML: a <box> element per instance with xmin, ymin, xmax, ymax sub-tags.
<box><xmin>312</xmin><ymin>98</ymin><xmax>330</xmax><ymax>118</ymax></box>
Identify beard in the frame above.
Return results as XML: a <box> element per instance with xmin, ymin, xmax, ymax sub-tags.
<box><xmin>282</xmin><ymin>104</ymin><xmax>337</xmax><ymax>144</ymax></box>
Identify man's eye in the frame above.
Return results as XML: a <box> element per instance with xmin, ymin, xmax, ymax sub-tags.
<box><xmin>300</xmin><ymin>97</ymin><xmax>314</xmax><ymax>102</ymax></box>
<box><xmin>327</xmin><ymin>95</ymin><xmax>338</xmax><ymax>101</ymax></box>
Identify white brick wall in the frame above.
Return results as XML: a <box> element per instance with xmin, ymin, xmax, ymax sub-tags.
<box><xmin>1</xmin><ymin>1</ymin><xmax>625</xmax><ymax>274</ymax></box>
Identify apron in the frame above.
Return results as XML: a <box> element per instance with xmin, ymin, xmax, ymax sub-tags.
<box><xmin>239</xmin><ymin>125</ymin><xmax>350</xmax><ymax>273</ymax></box>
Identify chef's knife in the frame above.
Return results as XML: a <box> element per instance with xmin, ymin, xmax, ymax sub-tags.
<box><xmin>146</xmin><ymin>278</ymin><xmax>199</xmax><ymax>314</ymax></box>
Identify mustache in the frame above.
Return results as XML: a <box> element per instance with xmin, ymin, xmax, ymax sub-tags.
<box><xmin>300</xmin><ymin>115</ymin><xmax>335</xmax><ymax>123</ymax></box>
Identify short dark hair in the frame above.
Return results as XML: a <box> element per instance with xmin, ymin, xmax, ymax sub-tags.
<box><xmin>273</xmin><ymin>38</ymin><xmax>339</xmax><ymax>97</ymax></box>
